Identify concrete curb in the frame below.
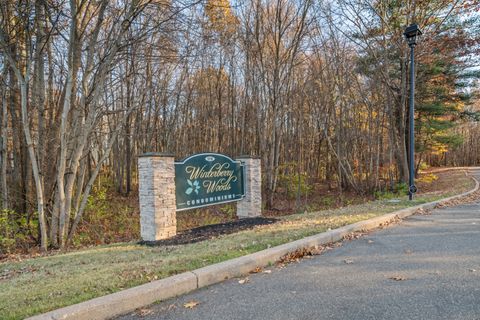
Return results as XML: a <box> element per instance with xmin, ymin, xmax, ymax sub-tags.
<box><xmin>27</xmin><ymin>272</ymin><xmax>198</xmax><ymax>320</ymax></box>
<box><xmin>422</xmin><ymin>166</ymin><xmax>480</xmax><ymax>174</ymax></box>
<box><xmin>27</xmin><ymin>170</ymin><xmax>479</xmax><ymax>320</ymax></box>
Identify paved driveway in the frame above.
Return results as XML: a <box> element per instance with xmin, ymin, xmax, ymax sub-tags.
<box><xmin>118</xmin><ymin>197</ymin><xmax>480</xmax><ymax>320</ymax></box>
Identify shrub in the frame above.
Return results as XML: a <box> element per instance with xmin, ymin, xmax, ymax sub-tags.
<box><xmin>0</xmin><ymin>209</ymin><xmax>37</xmax><ymax>255</ymax></box>
<box><xmin>374</xmin><ymin>182</ymin><xmax>409</xmax><ymax>200</ymax></box>
<box><xmin>277</xmin><ymin>162</ymin><xmax>313</xmax><ymax>200</ymax></box>
<box><xmin>75</xmin><ymin>180</ymin><xmax>140</xmax><ymax>246</ymax></box>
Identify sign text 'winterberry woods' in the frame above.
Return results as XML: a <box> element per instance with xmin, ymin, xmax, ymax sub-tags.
<box><xmin>174</xmin><ymin>153</ymin><xmax>245</xmax><ymax>211</ymax></box>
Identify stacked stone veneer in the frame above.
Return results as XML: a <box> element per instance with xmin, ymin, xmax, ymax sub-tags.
<box><xmin>138</xmin><ymin>153</ymin><xmax>176</xmax><ymax>241</ymax></box>
<box><xmin>237</xmin><ymin>157</ymin><xmax>262</xmax><ymax>218</ymax></box>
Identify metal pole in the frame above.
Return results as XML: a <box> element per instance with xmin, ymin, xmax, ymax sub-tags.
<box><xmin>408</xmin><ymin>44</ymin><xmax>415</xmax><ymax>200</ymax></box>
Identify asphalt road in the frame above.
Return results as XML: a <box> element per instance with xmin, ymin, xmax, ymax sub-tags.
<box><xmin>118</xmin><ymin>198</ymin><xmax>480</xmax><ymax>320</ymax></box>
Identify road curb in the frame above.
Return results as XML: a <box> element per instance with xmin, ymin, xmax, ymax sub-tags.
<box><xmin>424</xmin><ymin>166</ymin><xmax>480</xmax><ymax>174</ymax></box>
<box><xmin>27</xmin><ymin>170</ymin><xmax>479</xmax><ymax>320</ymax></box>
<box><xmin>27</xmin><ymin>272</ymin><xmax>198</xmax><ymax>320</ymax></box>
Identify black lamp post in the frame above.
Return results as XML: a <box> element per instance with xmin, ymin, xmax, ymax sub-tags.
<box><xmin>404</xmin><ymin>24</ymin><xmax>422</xmax><ymax>200</ymax></box>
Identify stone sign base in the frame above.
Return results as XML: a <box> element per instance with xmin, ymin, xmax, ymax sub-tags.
<box><xmin>138</xmin><ymin>153</ymin><xmax>177</xmax><ymax>241</ymax></box>
<box><xmin>236</xmin><ymin>157</ymin><xmax>262</xmax><ymax>218</ymax></box>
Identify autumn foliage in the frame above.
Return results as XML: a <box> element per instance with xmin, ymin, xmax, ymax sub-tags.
<box><xmin>0</xmin><ymin>0</ymin><xmax>478</xmax><ymax>251</ymax></box>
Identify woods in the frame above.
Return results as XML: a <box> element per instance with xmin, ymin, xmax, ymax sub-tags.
<box><xmin>0</xmin><ymin>0</ymin><xmax>479</xmax><ymax>251</ymax></box>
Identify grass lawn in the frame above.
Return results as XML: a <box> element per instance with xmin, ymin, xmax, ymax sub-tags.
<box><xmin>0</xmin><ymin>170</ymin><xmax>475</xmax><ymax>320</ymax></box>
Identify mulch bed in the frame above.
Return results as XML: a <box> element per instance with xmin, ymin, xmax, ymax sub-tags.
<box><xmin>139</xmin><ymin>217</ymin><xmax>278</xmax><ymax>246</ymax></box>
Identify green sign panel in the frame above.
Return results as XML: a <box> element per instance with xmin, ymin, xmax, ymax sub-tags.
<box><xmin>175</xmin><ymin>153</ymin><xmax>245</xmax><ymax>211</ymax></box>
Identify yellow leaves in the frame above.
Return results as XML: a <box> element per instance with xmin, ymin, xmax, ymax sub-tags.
<box><xmin>430</xmin><ymin>142</ymin><xmax>449</xmax><ymax>155</ymax></box>
<box><xmin>417</xmin><ymin>173</ymin><xmax>438</xmax><ymax>184</ymax></box>
<box><xmin>205</xmin><ymin>0</ymin><xmax>239</xmax><ymax>38</ymax></box>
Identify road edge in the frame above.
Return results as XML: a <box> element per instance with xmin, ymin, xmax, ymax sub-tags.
<box><xmin>27</xmin><ymin>169</ymin><xmax>480</xmax><ymax>320</ymax></box>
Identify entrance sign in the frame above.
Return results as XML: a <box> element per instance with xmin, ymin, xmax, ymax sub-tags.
<box><xmin>175</xmin><ymin>153</ymin><xmax>245</xmax><ymax>211</ymax></box>
<box><xmin>138</xmin><ymin>152</ymin><xmax>260</xmax><ymax>241</ymax></box>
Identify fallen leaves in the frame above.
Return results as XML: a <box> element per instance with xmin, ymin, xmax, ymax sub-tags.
<box><xmin>183</xmin><ymin>300</ymin><xmax>200</xmax><ymax>309</ymax></box>
<box><xmin>238</xmin><ymin>277</ymin><xmax>250</xmax><ymax>284</ymax></box>
<box><xmin>343</xmin><ymin>232</ymin><xmax>366</xmax><ymax>241</ymax></box>
<box><xmin>250</xmin><ymin>266</ymin><xmax>273</xmax><ymax>274</ymax></box>
<box><xmin>136</xmin><ymin>308</ymin><xmax>154</xmax><ymax>316</ymax></box>
<box><xmin>277</xmin><ymin>247</ymin><xmax>319</xmax><ymax>266</ymax></box>
<box><xmin>435</xmin><ymin>189</ymin><xmax>480</xmax><ymax>209</ymax></box>
<box><xmin>276</xmin><ymin>242</ymin><xmax>347</xmax><ymax>268</ymax></box>
<box><xmin>379</xmin><ymin>217</ymin><xmax>402</xmax><ymax>229</ymax></box>
<box><xmin>157</xmin><ymin>304</ymin><xmax>177</xmax><ymax>313</ymax></box>
<box><xmin>415</xmin><ymin>208</ymin><xmax>432</xmax><ymax>216</ymax></box>
<box><xmin>250</xmin><ymin>267</ymin><xmax>262</xmax><ymax>274</ymax></box>
<box><xmin>0</xmin><ymin>266</ymin><xmax>39</xmax><ymax>281</ymax></box>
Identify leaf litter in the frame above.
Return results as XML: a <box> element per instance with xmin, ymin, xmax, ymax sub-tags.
<box><xmin>238</xmin><ymin>277</ymin><xmax>250</xmax><ymax>284</ymax></box>
<box><xmin>183</xmin><ymin>300</ymin><xmax>200</xmax><ymax>309</ymax></box>
<box><xmin>136</xmin><ymin>308</ymin><xmax>154</xmax><ymax>316</ymax></box>
<box><xmin>434</xmin><ymin>190</ymin><xmax>480</xmax><ymax>209</ymax></box>
<box><xmin>250</xmin><ymin>267</ymin><xmax>262</xmax><ymax>274</ymax></box>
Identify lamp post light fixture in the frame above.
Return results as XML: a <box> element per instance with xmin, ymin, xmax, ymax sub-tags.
<box><xmin>404</xmin><ymin>24</ymin><xmax>422</xmax><ymax>200</ymax></box>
